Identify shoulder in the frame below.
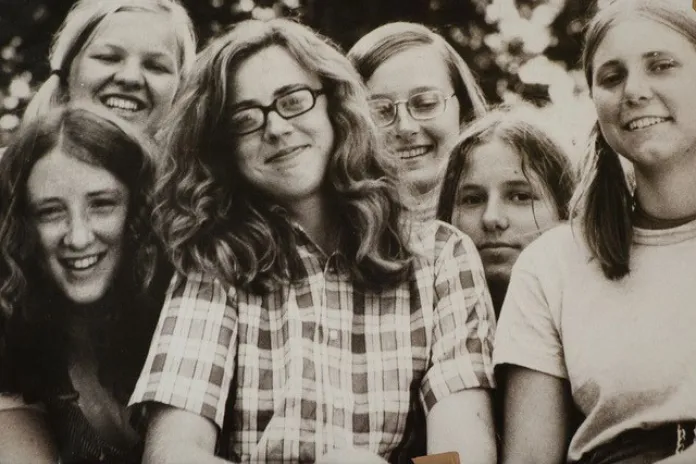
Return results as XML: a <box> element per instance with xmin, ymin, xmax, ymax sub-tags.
<box><xmin>409</xmin><ymin>220</ymin><xmax>479</xmax><ymax>262</ymax></box>
<box><xmin>514</xmin><ymin>222</ymin><xmax>586</xmax><ymax>272</ymax></box>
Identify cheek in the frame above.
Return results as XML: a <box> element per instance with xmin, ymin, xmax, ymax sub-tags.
<box><xmin>451</xmin><ymin>206</ymin><xmax>483</xmax><ymax>238</ymax></box>
<box><xmin>149</xmin><ymin>75</ymin><xmax>179</xmax><ymax>105</ymax></box>
<box><xmin>425</xmin><ymin>115</ymin><xmax>460</xmax><ymax>150</ymax></box>
<box><xmin>514</xmin><ymin>203</ymin><xmax>560</xmax><ymax>246</ymax></box>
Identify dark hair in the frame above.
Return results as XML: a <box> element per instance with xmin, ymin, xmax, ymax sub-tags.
<box><xmin>575</xmin><ymin>0</ymin><xmax>695</xmax><ymax>279</ymax></box>
<box><xmin>347</xmin><ymin>21</ymin><xmax>487</xmax><ymax>123</ymax></box>
<box><xmin>0</xmin><ymin>103</ymin><xmax>163</xmax><ymax>403</ymax></box>
<box><xmin>437</xmin><ymin>105</ymin><xmax>576</xmax><ymax>224</ymax></box>
<box><xmin>153</xmin><ymin>18</ymin><xmax>414</xmax><ymax>293</ymax></box>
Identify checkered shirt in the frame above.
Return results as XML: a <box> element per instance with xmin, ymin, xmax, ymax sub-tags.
<box><xmin>128</xmin><ymin>220</ymin><xmax>496</xmax><ymax>463</ymax></box>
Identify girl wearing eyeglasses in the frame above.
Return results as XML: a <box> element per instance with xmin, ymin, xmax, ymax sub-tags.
<box><xmin>348</xmin><ymin>22</ymin><xmax>488</xmax><ymax>223</ymax></box>
<box><xmin>127</xmin><ymin>18</ymin><xmax>497</xmax><ymax>464</ymax></box>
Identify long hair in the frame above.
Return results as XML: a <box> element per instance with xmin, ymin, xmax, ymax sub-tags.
<box><xmin>573</xmin><ymin>0</ymin><xmax>696</xmax><ymax>279</ymax></box>
<box><xmin>0</xmin><ymin>103</ymin><xmax>158</xmax><ymax>319</ymax></box>
<box><xmin>437</xmin><ymin>104</ymin><xmax>576</xmax><ymax>225</ymax></box>
<box><xmin>154</xmin><ymin>18</ymin><xmax>413</xmax><ymax>293</ymax></box>
<box><xmin>21</xmin><ymin>0</ymin><xmax>197</xmax><ymax>129</ymax></box>
<box><xmin>347</xmin><ymin>21</ymin><xmax>488</xmax><ymax>124</ymax></box>
<box><xmin>0</xmin><ymin>103</ymin><xmax>163</xmax><ymax>402</ymax></box>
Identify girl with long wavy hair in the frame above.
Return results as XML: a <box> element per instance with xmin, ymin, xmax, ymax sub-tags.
<box><xmin>494</xmin><ymin>1</ymin><xmax>696</xmax><ymax>463</ymax></box>
<box><xmin>128</xmin><ymin>18</ymin><xmax>497</xmax><ymax>464</ymax></box>
<box><xmin>0</xmin><ymin>104</ymin><xmax>171</xmax><ymax>463</ymax></box>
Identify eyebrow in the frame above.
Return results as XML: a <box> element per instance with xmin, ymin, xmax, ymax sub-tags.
<box><xmin>369</xmin><ymin>86</ymin><xmax>451</xmax><ymax>100</ymax></box>
<box><xmin>89</xmin><ymin>42</ymin><xmax>176</xmax><ymax>61</ymax></box>
<box><xmin>31</xmin><ymin>189</ymin><xmax>124</xmax><ymax>204</ymax></box>
<box><xmin>595</xmin><ymin>50</ymin><xmax>674</xmax><ymax>71</ymax></box>
<box><xmin>230</xmin><ymin>84</ymin><xmax>311</xmax><ymax>111</ymax></box>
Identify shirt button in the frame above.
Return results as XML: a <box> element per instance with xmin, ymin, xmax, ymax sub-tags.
<box><xmin>329</xmin><ymin>329</ymin><xmax>339</xmax><ymax>341</ymax></box>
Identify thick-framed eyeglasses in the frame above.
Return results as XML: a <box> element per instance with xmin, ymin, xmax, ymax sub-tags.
<box><xmin>368</xmin><ymin>90</ymin><xmax>457</xmax><ymax>128</ymax></box>
<box><xmin>229</xmin><ymin>87</ymin><xmax>325</xmax><ymax>135</ymax></box>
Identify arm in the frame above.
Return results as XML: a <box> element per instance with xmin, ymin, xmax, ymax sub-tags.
<box><xmin>0</xmin><ymin>407</ymin><xmax>58</xmax><ymax>464</ymax></box>
<box><xmin>143</xmin><ymin>404</ymin><xmax>230</xmax><ymax>464</ymax></box>
<box><xmin>427</xmin><ymin>389</ymin><xmax>496</xmax><ymax>464</ymax></box>
<box><xmin>421</xmin><ymin>226</ymin><xmax>497</xmax><ymax>464</ymax></box>
<box><xmin>499</xmin><ymin>366</ymin><xmax>571</xmax><ymax>464</ymax></box>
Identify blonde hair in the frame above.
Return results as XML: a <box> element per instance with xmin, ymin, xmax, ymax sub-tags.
<box><xmin>22</xmin><ymin>0</ymin><xmax>197</xmax><ymax>129</ymax></box>
<box><xmin>574</xmin><ymin>0</ymin><xmax>696</xmax><ymax>280</ymax></box>
<box><xmin>347</xmin><ymin>21</ymin><xmax>488</xmax><ymax>123</ymax></box>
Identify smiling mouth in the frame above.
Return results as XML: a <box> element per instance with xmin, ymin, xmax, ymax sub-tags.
<box><xmin>101</xmin><ymin>96</ymin><xmax>145</xmax><ymax>113</ymax></box>
<box><xmin>479</xmin><ymin>243</ymin><xmax>518</xmax><ymax>251</ymax></box>
<box><xmin>397</xmin><ymin>146</ymin><xmax>432</xmax><ymax>160</ymax></box>
<box><xmin>267</xmin><ymin>145</ymin><xmax>308</xmax><ymax>163</ymax></box>
<box><xmin>59</xmin><ymin>252</ymin><xmax>106</xmax><ymax>272</ymax></box>
<box><xmin>624</xmin><ymin>117</ymin><xmax>671</xmax><ymax>131</ymax></box>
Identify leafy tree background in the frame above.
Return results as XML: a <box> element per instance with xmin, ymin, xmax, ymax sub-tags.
<box><xmin>0</xmin><ymin>0</ymin><xmax>601</xmax><ymax>151</ymax></box>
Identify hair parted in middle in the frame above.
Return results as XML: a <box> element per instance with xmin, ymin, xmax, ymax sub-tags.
<box><xmin>436</xmin><ymin>104</ymin><xmax>576</xmax><ymax>225</ymax></box>
<box><xmin>347</xmin><ymin>21</ymin><xmax>488</xmax><ymax>124</ymax></box>
<box><xmin>573</xmin><ymin>0</ymin><xmax>696</xmax><ymax>280</ymax></box>
<box><xmin>154</xmin><ymin>18</ymin><xmax>414</xmax><ymax>293</ymax></box>
<box><xmin>0</xmin><ymin>102</ymin><xmax>159</xmax><ymax>320</ymax></box>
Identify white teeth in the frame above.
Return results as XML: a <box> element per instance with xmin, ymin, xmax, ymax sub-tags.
<box><xmin>64</xmin><ymin>254</ymin><xmax>100</xmax><ymax>270</ymax></box>
<box><xmin>104</xmin><ymin>96</ymin><xmax>141</xmax><ymax>112</ymax></box>
<box><xmin>627</xmin><ymin>117</ymin><xmax>668</xmax><ymax>131</ymax></box>
<box><xmin>398</xmin><ymin>146</ymin><xmax>430</xmax><ymax>159</ymax></box>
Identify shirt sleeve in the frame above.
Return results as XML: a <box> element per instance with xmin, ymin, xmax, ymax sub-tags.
<box><xmin>493</xmin><ymin>238</ymin><xmax>567</xmax><ymax>380</ymax></box>
<box><xmin>420</xmin><ymin>226</ymin><xmax>497</xmax><ymax>414</ymax></box>
<box><xmin>128</xmin><ymin>271</ymin><xmax>238</xmax><ymax>429</ymax></box>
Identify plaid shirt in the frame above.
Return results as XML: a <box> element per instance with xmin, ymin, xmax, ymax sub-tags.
<box><xmin>129</xmin><ymin>220</ymin><xmax>495</xmax><ymax>463</ymax></box>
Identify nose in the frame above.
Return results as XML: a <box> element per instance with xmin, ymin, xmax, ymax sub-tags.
<box><xmin>263</xmin><ymin>110</ymin><xmax>293</xmax><ymax>141</ymax></box>
<box><xmin>622</xmin><ymin>70</ymin><xmax>652</xmax><ymax>106</ymax></box>
<box><xmin>113</xmin><ymin>57</ymin><xmax>145</xmax><ymax>88</ymax></box>
<box><xmin>62</xmin><ymin>213</ymin><xmax>95</xmax><ymax>250</ymax></box>
<box><xmin>394</xmin><ymin>103</ymin><xmax>418</xmax><ymax>138</ymax></box>
<box><xmin>481</xmin><ymin>197</ymin><xmax>509</xmax><ymax>232</ymax></box>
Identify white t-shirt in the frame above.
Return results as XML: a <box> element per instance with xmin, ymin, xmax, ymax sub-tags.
<box><xmin>494</xmin><ymin>220</ymin><xmax>696</xmax><ymax>462</ymax></box>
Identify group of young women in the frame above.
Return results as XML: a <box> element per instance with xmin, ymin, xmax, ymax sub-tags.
<box><xmin>0</xmin><ymin>0</ymin><xmax>694</xmax><ymax>463</ymax></box>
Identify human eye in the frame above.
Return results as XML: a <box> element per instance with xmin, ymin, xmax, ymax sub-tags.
<box><xmin>596</xmin><ymin>69</ymin><xmax>623</xmax><ymax>88</ymax></box>
<box><xmin>90</xmin><ymin>195</ymin><xmax>122</xmax><ymax>215</ymax></box>
<box><xmin>146</xmin><ymin>58</ymin><xmax>175</xmax><ymax>74</ymax></box>
<box><xmin>32</xmin><ymin>204</ymin><xmax>65</xmax><ymax>223</ymax></box>
<box><xmin>509</xmin><ymin>191</ymin><xmax>536</xmax><ymax>203</ymax></box>
<box><xmin>368</xmin><ymin>99</ymin><xmax>394</xmax><ymax>122</ymax></box>
<box><xmin>278</xmin><ymin>90</ymin><xmax>311</xmax><ymax>114</ymax></box>
<box><xmin>230</xmin><ymin>108</ymin><xmax>261</xmax><ymax>134</ymax></box>
<box><xmin>457</xmin><ymin>190</ymin><xmax>486</xmax><ymax>206</ymax></box>
<box><xmin>410</xmin><ymin>91</ymin><xmax>441</xmax><ymax>110</ymax></box>
<box><xmin>649</xmin><ymin>57</ymin><xmax>678</xmax><ymax>74</ymax></box>
<box><xmin>90</xmin><ymin>49</ymin><xmax>121</xmax><ymax>63</ymax></box>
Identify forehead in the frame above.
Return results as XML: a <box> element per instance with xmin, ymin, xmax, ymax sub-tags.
<box><xmin>464</xmin><ymin>139</ymin><xmax>524</xmax><ymax>180</ymax></box>
<box><xmin>27</xmin><ymin>149</ymin><xmax>125</xmax><ymax>200</ymax></box>
<box><xmin>86</xmin><ymin>10</ymin><xmax>179</xmax><ymax>58</ymax></box>
<box><xmin>592</xmin><ymin>17</ymin><xmax>695</xmax><ymax>68</ymax></box>
<box><xmin>366</xmin><ymin>45</ymin><xmax>452</xmax><ymax>96</ymax></box>
<box><xmin>230</xmin><ymin>45</ymin><xmax>322</xmax><ymax>102</ymax></box>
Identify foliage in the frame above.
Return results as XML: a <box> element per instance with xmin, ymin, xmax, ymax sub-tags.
<box><xmin>0</xmin><ymin>0</ymin><xmax>599</xmax><ymax>150</ymax></box>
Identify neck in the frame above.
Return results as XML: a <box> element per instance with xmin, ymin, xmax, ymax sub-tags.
<box><xmin>288</xmin><ymin>194</ymin><xmax>338</xmax><ymax>253</ymax></box>
<box><xmin>634</xmin><ymin>154</ymin><xmax>696</xmax><ymax>221</ymax></box>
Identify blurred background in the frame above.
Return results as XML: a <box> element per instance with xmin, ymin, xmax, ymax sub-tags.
<box><xmin>0</xmin><ymin>0</ymin><xmax>601</xmax><ymax>150</ymax></box>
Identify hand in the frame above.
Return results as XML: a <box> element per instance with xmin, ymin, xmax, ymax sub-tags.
<box><xmin>315</xmin><ymin>448</ymin><xmax>389</xmax><ymax>464</ymax></box>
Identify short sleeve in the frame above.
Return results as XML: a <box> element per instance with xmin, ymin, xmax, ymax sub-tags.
<box><xmin>493</xmin><ymin>239</ymin><xmax>567</xmax><ymax>379</ymax></box>
<box><xmin>420</xmin><ymin>226</ymin><xmax>497</xmax><ymax>414</ymax></box>
<box><xmin>128</xmin><ymin>271</ymin><xmax>238</xmax><ymax>429</ymax></box>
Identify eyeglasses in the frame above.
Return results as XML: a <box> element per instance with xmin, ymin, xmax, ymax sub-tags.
<box><xmin>368</xmin><ymin>90</ymin><xmax>457</xmax><ymax>128</ymax></box>
<box><xmin>228</xmin><ymin>87</ymin><xmax>325</xmax><ymax>135</ymax></box>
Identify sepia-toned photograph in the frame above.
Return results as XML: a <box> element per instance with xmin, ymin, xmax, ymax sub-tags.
<box><xmin>0</xmin><ymin>0</ymin><xmax>694</xmax><ymax>463</ymax></box>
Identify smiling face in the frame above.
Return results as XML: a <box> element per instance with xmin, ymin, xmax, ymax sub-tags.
<box><xmin>366</xmin><ymin>45</ymin><xmax>461</xmax><ymax>194</ymax></box>
<box><xmin>68</xmin><ymin>10</ymin><xmax>180</xmax><ymax>133</ymax></box>
<box><xmin>27</xmin><ymin>149</ymin><xmax>129</xmax><ymax>305</ymax></box>
<box><xmin>451</xmin><ymin>139</ymin><xmax>559</xmax><ymax>285</ymax></box>
<box><xmin>591</xmin><ymin>17</ymin><xmax>696</xmax><ymax>172</ymax></box>
<box><xmin>229</xmin><ymin>45</ymin><xmax>335</xmax><ymax>206</ymax></box>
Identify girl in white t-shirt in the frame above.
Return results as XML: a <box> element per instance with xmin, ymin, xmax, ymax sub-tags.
<box><xmin>495</xmin><ymin>1</ymin><xmax>696</xmax><ymax>463</ymax></box>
